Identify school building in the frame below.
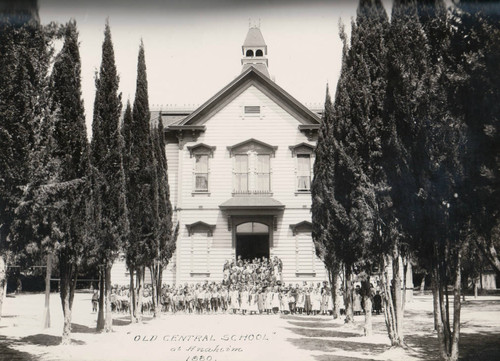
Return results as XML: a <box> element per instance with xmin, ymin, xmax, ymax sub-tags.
<box><xmin>112</xmin><ymin>26</ymin><xmax>328</xmax><ymax>285</ymax></box>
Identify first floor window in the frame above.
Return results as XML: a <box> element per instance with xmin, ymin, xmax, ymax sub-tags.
<box><xmin>297</xmin><ymin>154</ymin><xmax>311</xmax><ymax>191</ymax></box>
<box><xmin>195</xmin><ymin>154</ymin><xmax>208</xmax><ymax>191</ymax></box>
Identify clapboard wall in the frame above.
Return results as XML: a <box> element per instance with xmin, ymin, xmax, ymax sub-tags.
<box><xmin>165</xmin><ymin>85</ymin><xmax>327</xmax><ymax>284</ymax></box>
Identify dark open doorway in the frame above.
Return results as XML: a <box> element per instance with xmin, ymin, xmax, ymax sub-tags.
<box><xmin>236</xmin><ymin>234</ymin><xmax>269</xmax><ymax>261</ymax></box>
<box><xmin>235</xmin><ymin>222</ymin><xmax>270</xmax><ymax>261</ymax></box>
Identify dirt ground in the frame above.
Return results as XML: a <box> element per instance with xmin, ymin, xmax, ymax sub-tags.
<box><xmin>0</xmin><ymin>292</ymin><xmax>499</xmax><ymax>361</ymax></box>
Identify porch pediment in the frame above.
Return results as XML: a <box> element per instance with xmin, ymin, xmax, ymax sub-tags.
<box><xmin>219</xmin><ymin>196</ymin><xmax>284</xmax><ymax>216</ymax></box>
<box><xmin>227</xmin><ymin>138</ymin><xmax>278</xmax><ymax>157</ymax></box>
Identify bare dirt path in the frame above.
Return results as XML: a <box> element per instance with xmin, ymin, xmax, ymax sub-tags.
<box><xmin>0</xmin><ymin>293</ymin><xmax>499</xmax><ymax>361</ymax></box>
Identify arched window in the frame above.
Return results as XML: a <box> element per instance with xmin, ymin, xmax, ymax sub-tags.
<box><xmin>255</xmin><ymin>49</ymin><xmax>263</xmax><ymax>57</ymax></box>
<box><xmin>236</xmin><ymin>222</ymin><xmax>269</xmax><ymax>234</ymax></box>
<box><xmin>246</xmin><ymin>49</ymin><xmax>254</xmax><ymax>57</ymax></box>
<box><xmin>227</xmin><ymin>139</ymin><xmax>277</xmax><ymax>194</ymax></box>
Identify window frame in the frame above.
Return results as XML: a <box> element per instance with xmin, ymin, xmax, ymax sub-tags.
<box><xmin>187</xmin><ymin>143</ymin><xmax>216</xmax><ymax>195</ymax></box>
<box><xmin>228</xmin><ymin>139</ymin><xmax>277</xmax><ymax>196</ymax></box>
<box><xmin>289</xmin><ymin>143</ymin><xmax>315</xmax><ymax>194</ymax></box>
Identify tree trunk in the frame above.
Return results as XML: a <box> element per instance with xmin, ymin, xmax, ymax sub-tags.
<box><xmin>361</xmin><ymin>279</ymin><xmax>373</xmax><ymax>336</ymax></box>
<box><xmin>381</xmin><ymin>254</ymin><xmax>404</xmax><ymax>347</ymax></box>
<box><xmin>328</xmin><ymin>268</ymin><xmax>341</xmax><ymax>319</ymax></box>
<box><xmin>435</xmin><ymin>250</ymin><xmax>462</xmax><ymax>361</ymax></box>
<box><xmin>104</xmin><ymin>262</ymin><xmax>112</xmax><ymax>332</ymax></box>
<box><xmin>59</xmin><ymin>255</ymin><xmax>77</xmax><ymax>345</ymax></box>
<box><xmin>431</xmin><ymin>273</ymin><xmax>440</xmax><ymax>332</ymax></box>
<box><xmin>405</xmin><ymin>261</ymin><xmax>413</xmax><ymax>303</ymax></box>
<box><xmin>473</xmin><ymin>278</ymin><xmax>478</xmax><ymax>298</ymax></box>
<box><xmin>449</xmin><ymin>259</ymin><xmax>461</xmax><ymax>361</ymax></box>
<box><xmin>392</xmin><ymin>244</ymin><xmax>404</xmax><ymax>344</ymax></box>
<box><xmin>344</xmin><ymin>267</ymin><xmax>354</xmax><ymax>324</ymax></box>
<box><xmin>129</xmin><ymin>267</ymin><xmax>138</xmax><ymax>323</ymax></box>
<box><xmin>43</xmin><ymin>252</ymin><xmax>52</xmax><ymax>329</ymax></box>
<box><xmin>402</xmin><ymin>256</ymin><xmax>407</xmax><ymax>308</ymax></box>
<box><xmin>420</xmin><ymin>274</ymin><xmax>426</xmax><ymax>296</ymax></box>
<box><xmin>96</xmin><ymin>267</ymin><xmax>105</xmax><ymax>331</ymax></box>
<box><xmin>61</xmin><ymin>284</ymin><xmax>72</xmax><ymax>345</ymax></box>
<box><xmin>476</xmin><ymin>236</ymin><xmax>500</xmax><ymax>273</ymax></box>
<box><xmin>156</xmin><ymin>264</ymin><xmax>163</xmax><ymax>315</ymax></box>
<box><xmin>149</xmin><ymin>264</ymin><xmax>161</xmax><ymax>318</ymax></box>
<box><xmin>0</xmin><ymin>254</ymin><xmax>7</xmax><ymax>322</ymax></box>
<box><xmin>135</xmin><ymin>267</ymin><xmax>143</xmax><ymax>323</ymax></box>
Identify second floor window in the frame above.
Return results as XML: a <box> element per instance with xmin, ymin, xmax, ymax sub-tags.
<box><xmin>233</xmin><ymin>153</ymin><xmax>271</xmax><ymax>194</ymax></box>
<box><xmin>229</xmin><ymin>139</ymin><xmax>277</xmax><ymax>195</ymax></box>
<box><xmin>297</xmin><ymin>154</ymin><xmax>311</xmax><ymax>191</ymax></box>
<box><xmin>188</xmin><ymin>143</ymin><xmax>215</xmax><ymax>193</ymax></box>
<box><xmin>234</xmin><ymin>154</ymin><xmax>249</xmax><ymax>193</ymax></box>
<box><xmin>195</xmin><ymin>154</ymin><xmax>209</xmax><ymax>191</ymax></box>
<box><xmin>256</xmin><ymin>154</ymin><xmax>270</xmax><ymax>192</ymax></box>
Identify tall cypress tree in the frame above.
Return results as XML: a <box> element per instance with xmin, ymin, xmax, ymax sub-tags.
<box><xmin>381</xmin><ymin>0</ymin><xmax>431</xmax><ymax>346</ymax></box>
<box><xmin>416</xmin><ymin>1</ymin><xmax>496</xmax><ymax>360</ymax></box>
<box><xmin>125</xmin><ymin>40</ymin><xmax>157</xmax><ymax>322</ymax></box>
<box><xmin>0</xmin><ymin>11</ymin><xmax>51</xmax><ymax>321</ymax></box>
<box><xmin>48</xmin><ymin>19</ymin><xmax>90</xmax><ymax>344</ymax></box>
<box><xmin>149</xmin><ymin>118</ymin><xmax>178</xmax><ymax>317</ymax></box>
<box><xmin>452</xmin><ymin>1</ymin><xmax>500</xmax><ymax>273</ymax></box>
<box><xmin>90</xmin><ymin>20</ymin><xmax>128</xmax><ymax>332</ymax></box>
<box><xmin>345</xmin><ymin>0</ymin><xmax>389</xmax><ymax>337</ymax></box>
<box><xmin>312</xmin><ymin>23</ymin><xmax>360</xmax><ymax>324</ymax></box>
<box><xmin>311</xmin><ymin>85</ymin><xmax>343</xmax><ymax>320</ymax></box>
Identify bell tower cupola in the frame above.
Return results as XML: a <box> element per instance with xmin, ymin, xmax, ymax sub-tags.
<box><xmin>241</xmin><ymin>25</ymin><xmax>270</xmax><ymax>78</ymax></box>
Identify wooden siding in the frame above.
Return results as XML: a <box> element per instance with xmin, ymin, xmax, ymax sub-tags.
<box><xmin>164</xmin><ymin>85</ymin><xmax>327</xmax><ymax>284</ymax></box>
<box><xmin>112</xmin><ymin>85</ymin><xmax>327</xmax><ymax>286</ymax></box>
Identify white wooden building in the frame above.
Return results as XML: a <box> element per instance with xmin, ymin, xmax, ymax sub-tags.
<box><xmin>113</xmin><ymin>26</ymin><xmax>328</xmax><ymax>285</ymax></box>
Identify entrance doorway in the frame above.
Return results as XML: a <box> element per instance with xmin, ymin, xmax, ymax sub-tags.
<box><xmin>235</xmin><ymin>222</ymin><xmax>269</xmax><ymax>261</ymax></box>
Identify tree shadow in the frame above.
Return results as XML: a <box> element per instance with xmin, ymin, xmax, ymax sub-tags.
<box><xmin>285</xmin><ymin>327</ymin><xmax>360</xmax><ymax>338</ymax></box>
<box><xmin>0</xmin><ymin>341</ymin><xmax>38</xmax><ymax>361</ymax></box>
<box><xmin>287</xmin><ymin>337</ymin><xmax>389</xmax><ymax>355</ymax></box>
<box><xmin>406</xmin><ymin>330</ymin><xmax>500</xmax><ymax>361</ymax></box>
<box><xmin>19</xmin><ymin>334</ymin><xmax>85</xmax><ymax>346</ymax></box>
<box><xmin>287</xmin><ymin>321</ymin><xmax>345</xmax><ymax>329</ymax></box>
<box><xmin>71</xmin><ymin>323</ymin><xmax>95</xmax><ymax>334</ymax></box>
<box><xmin>313</xmin><ymin>355</ymin><xmax>378</xmax><ymax>361</ymax></box>
<box><xmin>113</xmin><ymin>317</ymin><xmax>131</xmax><ymax>326</ymax></box>
<box><xmin>462</xmin><ymin>300</ymin><xmax>500</xmax><ymax>308</ymax></box>
<box><xmin>282</xmin><ymin>315</ymin><xmax>334</xmax><ymax>322</ymax></box>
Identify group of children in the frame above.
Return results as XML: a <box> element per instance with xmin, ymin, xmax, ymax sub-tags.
<box><xmin>222</xmin><ymin>256</ymin><xmax>283</xmax><ymax>287</ymax></box>
<box><xmin>94</xmin><ymin>256</ymin><xmax>383</xmax><ymax>316</ymax></box>
<box><xmin>160</xmin><ymin>281</ymin><xmax>334</xmax><ymax>315</ymax></box>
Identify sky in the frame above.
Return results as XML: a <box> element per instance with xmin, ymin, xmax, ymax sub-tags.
<box><xmin>37</xmin><ymin>0</ymin><xmax>391</xmax><ymax>137</ymax></box>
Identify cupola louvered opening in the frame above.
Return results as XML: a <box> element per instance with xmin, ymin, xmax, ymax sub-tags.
<box><xmin>244</xmin><ymin>105</ymin><xmax>260</xmax><ymax>114</ymax></box>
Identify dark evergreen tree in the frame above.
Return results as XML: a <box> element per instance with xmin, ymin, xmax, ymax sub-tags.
<box><xmin>312</xmin><ymin>23</ymin><xmax>360</xmax><ymax>324</ymax></box>
<box><xmin>311</xmin><ymin>85</ymin><xmax>343</xmax><ymax>320</ymax></box>
<box><xmin>48</xmin><ymin>20</ymin><xmax>89</xmax><ymax>344</ymax></box>
<box><xmin>90</xmin><ymin>20</ymin><xmax>128</xmax><ymax>332</ymax></box>
<box><xmin>149</xmin><ymin>118</ymin><xmax>178</xmax><ymax>317</ymax></box>
<box><xmin>0</xmin><ymin>10</ymin><xmax>51</xmax><ymax>321</ymax></box>
<box><xmin>125</xmin><ymin>41</ymin><xmax>157</xmax><ymax>322</ymax></box>
<box><xmin>344</xmin><ymin>0</ymin><xmax>389</xmax><ymax>337</ymax></box>
<box><xmin>452</xmin><ymin>0</ymin><xmax>500</xmax><ymax>274</ymax></box>
<box><xmin>47</xmin><ymin>20</ymin><xmax>90</xmax><ymax>344</ymax></box>
<box><xmin>381</xmin><ymin>0</ymin><xmax>431</xmax><ymax>346</ymax></box>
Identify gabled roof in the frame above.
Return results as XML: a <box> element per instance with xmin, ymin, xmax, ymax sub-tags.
<box><xmin>177</xmin><ymin>66</ymin><xmax>321</xmax><ymax>127</ymax></box>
